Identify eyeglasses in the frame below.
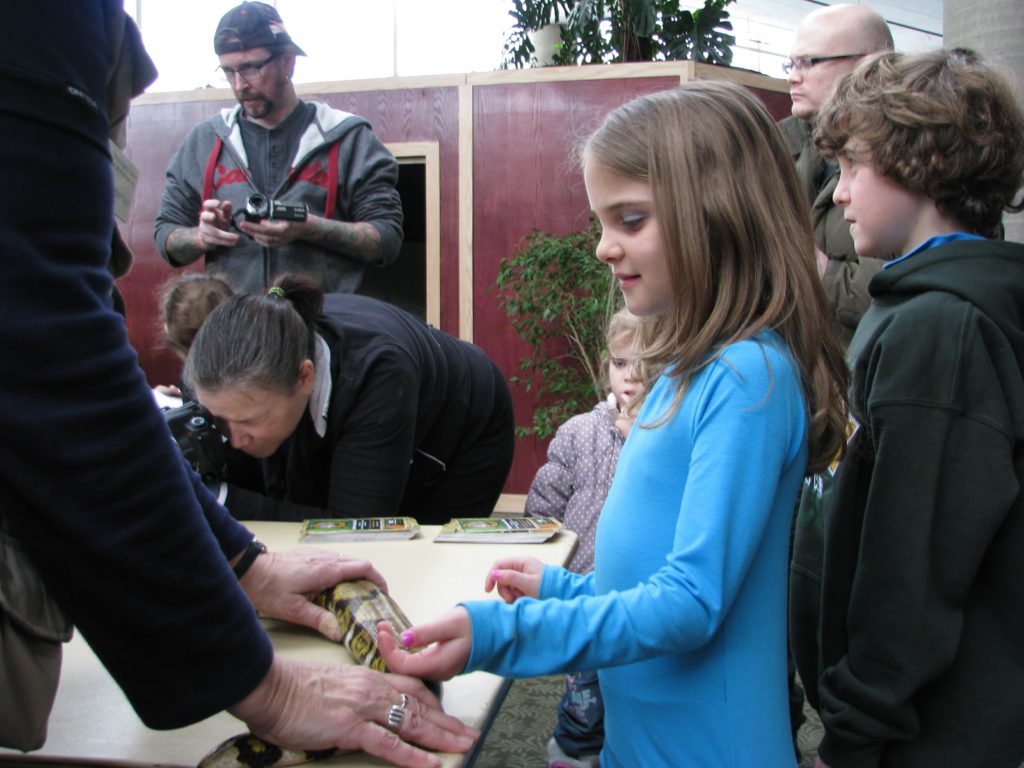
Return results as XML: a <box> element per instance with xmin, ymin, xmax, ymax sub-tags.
<box><xmin>782</xmin><ymin>53</ymin><xmax>867</xmax><ymax>75</ymax></box>
<box><xmin>217</xmin><ymin>53</ymin><xmax>278</xmax><ymax>83</ymax></box>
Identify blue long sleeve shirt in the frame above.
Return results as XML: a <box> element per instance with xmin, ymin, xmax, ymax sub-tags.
<box><xmin>464</xmin><ymin>332</ymin><xmax>807</xmax><ymax>767</ymax></box>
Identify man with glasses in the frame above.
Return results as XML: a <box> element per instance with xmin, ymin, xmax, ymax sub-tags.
<box><xmin>778</xmin><ymin>3</ymin><xmax>893</xmax><ymax>348</ymax></box>
<box><xmin>156</xmin><ymin>2</ymin><xmax>403</xmax><ymax>294</ymax></box>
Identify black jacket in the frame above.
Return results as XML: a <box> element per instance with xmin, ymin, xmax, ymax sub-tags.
<box><xmin>792</xmin><ymin>238</ymin><xmax>1024</xmax><ymax>767</ymax></box>
<box><xmin>225</xmin><ymin>294</ymin><xmax>513</xmax><ymax>524</ymax></box>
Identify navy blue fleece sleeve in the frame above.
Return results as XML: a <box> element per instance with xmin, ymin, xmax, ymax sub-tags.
<box><xmin>0</xmin><ymin>1</ymin><xmax>272</xmax><ymax>730</ymax></box>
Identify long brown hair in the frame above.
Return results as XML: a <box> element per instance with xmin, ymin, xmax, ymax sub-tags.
<box><xmin>582</xmin><ymin>81</ymin><xmax>848</xmax><ymax>473</ymax></box>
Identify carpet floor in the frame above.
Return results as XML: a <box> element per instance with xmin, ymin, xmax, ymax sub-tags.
<box><xmin>472</xmin><ymin>675</ymin><xmax>825</xmax><ymax>767</ymax></box>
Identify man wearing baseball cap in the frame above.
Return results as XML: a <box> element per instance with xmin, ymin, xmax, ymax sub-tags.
<box><xmin>156</xmin><ymin>2</ymin><xmax>404</xmax><ymax>294</ymax></box>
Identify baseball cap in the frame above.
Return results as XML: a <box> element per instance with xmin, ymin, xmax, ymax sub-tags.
<box><xmin>214</xmin><ymin>2</ymin><xmax>306</xmax><ymax>56</ymax></box>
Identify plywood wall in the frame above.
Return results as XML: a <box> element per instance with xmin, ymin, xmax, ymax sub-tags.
<box><xmin>119</xmin><ymin>62</ymin><xmax>790</xmax><ymax>496</ymax></box>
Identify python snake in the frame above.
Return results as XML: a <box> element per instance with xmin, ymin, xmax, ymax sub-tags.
<box><xmin>197</xmin><ymin>579</ymin><xmax>423</xmax><ymax>768</ymax></box>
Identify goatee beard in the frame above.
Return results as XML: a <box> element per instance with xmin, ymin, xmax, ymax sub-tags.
<box><xmin>240</xmin><ymin>96</ymin><xmax>274</xmax><ymax>120</ymax></box>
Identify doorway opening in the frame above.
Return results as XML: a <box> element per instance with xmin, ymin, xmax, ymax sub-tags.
<box><xmin>357</xmin><ymin>142</ymin><xmax>440</xmax><ymax>326</ymax></box>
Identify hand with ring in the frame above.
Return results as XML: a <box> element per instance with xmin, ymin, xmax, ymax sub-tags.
<box><xmin>386</xmin><ymin>693</ymin><xmax>409</xmax><ymax>733</ymax></box>
<box><xmin>229</xmin><ymin>656</ymin><xmax>478</xmax><ymax>768</ymax></box>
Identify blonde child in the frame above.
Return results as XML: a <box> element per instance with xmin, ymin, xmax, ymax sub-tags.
<box><xmin>525</xmin><ymin>308</ymin><xmax>645</xmax><ymax>767</ymax></box>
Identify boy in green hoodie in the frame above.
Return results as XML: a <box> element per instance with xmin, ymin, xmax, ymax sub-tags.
<box><xmin>790</xmin><ymin>48</ymin><xmax>1024</xmax><ymax>768</ymax></box>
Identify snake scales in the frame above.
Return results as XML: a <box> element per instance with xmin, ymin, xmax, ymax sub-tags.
<box><xmin>197</xmin><ymin>579</ymin><xmax>425</xmax><ymax>768</ymax></box>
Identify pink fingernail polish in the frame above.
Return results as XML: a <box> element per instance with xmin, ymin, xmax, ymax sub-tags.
<box><xmin>491</xmin><ymin>570</ymin><xmax>501</xmax><ymax>580</ymax></box>
<box><xmin>400</xmin><ymin>630</ymin><xmax>415</xmax><ymax>647</ymax></box>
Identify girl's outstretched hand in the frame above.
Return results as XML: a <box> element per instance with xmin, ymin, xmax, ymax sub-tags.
<box><xmin>485</xmin><ymin>556</ymin><xmax>545</xmax><ymax>603</ymax></box>
<box><xmin>377</xmin><ymin>607</ymin><xmax>473</xmax><ymax>681</ymax></box>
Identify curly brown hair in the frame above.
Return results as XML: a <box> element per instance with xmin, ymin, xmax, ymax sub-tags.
<box><xmin>814</xmin><ymin>48</ymin><xmax>1024</xmax><ymax>238</ymax></box>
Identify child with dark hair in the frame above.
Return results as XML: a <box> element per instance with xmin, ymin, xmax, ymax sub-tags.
<box><xmin>150</xmin><ymin>274</ymin><xmax>235</xmax><ymax>401</ymax></box>
<box><xmin>158</xmin><ymin>273</ymin><xmax>234</xmax><ymax>358</ymax></box>
<box><xmin>789</xmin><ymin>48</ymin><xmax>1024</xmax><ymax>768</ymax></box>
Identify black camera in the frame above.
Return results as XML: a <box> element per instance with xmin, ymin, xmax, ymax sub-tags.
<box><xmin>163</xmin><ymin>400</ymin><xmax>228</xmax><ymax>482</ymax></box>
<box><xmin>243</xmin><ymin>193</ymin><xmax>308</xmax><ymax>223</ymax></box>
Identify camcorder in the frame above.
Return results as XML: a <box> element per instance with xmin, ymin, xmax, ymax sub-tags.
<box><xmin>163</xmin><ymin>400</ymin><xmax>229</xmax><ymax>483</ymax></box>
<box><xmin>242</xmin><ymin>193</ymin><xmax>308</xmax><ymax>223</ymax></box>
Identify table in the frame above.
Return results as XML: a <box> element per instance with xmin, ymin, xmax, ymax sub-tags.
<box><xmin>0</xmin><ymin>522</ymin><xmax>577</xmax><ymax>768</ymax></box>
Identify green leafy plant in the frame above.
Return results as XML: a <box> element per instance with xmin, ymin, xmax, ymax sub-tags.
<box><xmin>496</xmin><ymin>218</ymin><xmax>622</xmax><ymax>439</ymax></box>
<box><xmin>501</xmin><ymin>0</ymin><xmax>574</xmax><ymax>68</ymax></box>
<box><xmin>502</xmin><ymin>0</ymin><xmax>735</xmax><ymax>69</ymax></box>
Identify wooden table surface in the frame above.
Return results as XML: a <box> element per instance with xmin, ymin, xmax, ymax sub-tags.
<box><xmin>0</xmin><ymin>521</ymin><xmax>577</xmax><ymax>768</ymax></box>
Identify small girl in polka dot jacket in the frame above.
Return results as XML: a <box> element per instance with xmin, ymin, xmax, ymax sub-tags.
<box><xmin>525</xmin><ymin>308</ymin><xmax>647</xmax><ymax>768</ymax></box>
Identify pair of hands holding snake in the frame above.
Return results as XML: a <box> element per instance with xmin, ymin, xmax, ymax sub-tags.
<box><xmin>229</xmin><ymin>546</ymin><xmax>479</xmax><ymax>768</ymax></box>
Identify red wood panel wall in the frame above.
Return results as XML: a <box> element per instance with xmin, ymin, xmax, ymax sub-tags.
<box><xmin>472</xmin><ymin>76</ymin><xmax>681</xmax><ymax>493</ymax></box>
<box><xmin>315</xmin><ymin>88</ymin><xmax>462</xmax><ymax>331</ymax></box>
<box><xmin>121</xmin><ymin>99</ymin><xmax>232</xmax><ymax>388</ymax></box>
<box><xmin>751</xmin><ymin>86</ymin><xmax>794</xmax><ymax>121</ymax></box>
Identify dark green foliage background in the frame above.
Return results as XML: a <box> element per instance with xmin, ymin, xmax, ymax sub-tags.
<box><xmin>502</xmin><ymin>0</ymin><xmax>735</xmax><ymax>69</ymax></box>
<box><xmin>497</xmin><ymin>219</ymin><xmax>622</xmax><ymax>439</ymax></box>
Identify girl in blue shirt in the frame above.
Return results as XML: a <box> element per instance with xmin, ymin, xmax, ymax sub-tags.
<box><xmin>380</xmin><ymin>81</ymin><xmax>849</xmax><ymax>768</ymax></box>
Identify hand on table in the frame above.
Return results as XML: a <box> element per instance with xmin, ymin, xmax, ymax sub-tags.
<box><xmin>240</xmin><ymin>546</ymin><xmax>388</xmax><ymax>642</ymax></box>
<box><xmin>485</xmin><ymin>555</ymin><xmax>545</xmax><ymax>603</ymax></box>
<box><xmin>230</xmin><ymin>656</ymin><xmax>478</xmax><ymax>768</ymax></box>
<box><xmin>377</xmin><ymin>607</ymin><xmax>473</xmax><ymax>682</ymax></box>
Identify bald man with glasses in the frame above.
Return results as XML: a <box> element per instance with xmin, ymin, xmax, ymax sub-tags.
<box><xmin>778</xmin><ymin>3</ymin><xmax>894</xmax><ymax>347</ymax></box>
<box><xmin>156</xmin><ymin>2</ymin><xmax>404</xmax><ymax>295</ymax></box>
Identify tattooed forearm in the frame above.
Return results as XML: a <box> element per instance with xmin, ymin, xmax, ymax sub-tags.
<box><xmin>165</xmin><ymin>226</ymin><xmax>203</xmax><ymax>262</ymax></box>
<box><xmin>305</xmin><ymin>217</ymin><xmax>382</xmax><ymax>263</ymax></box>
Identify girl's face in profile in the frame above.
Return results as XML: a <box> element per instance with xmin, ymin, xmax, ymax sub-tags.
<box><xmin>196</xmin><ymin>362</ymin><xmax>315</xmax><ymax>459</ymax></box>
<box><xmin>585</xmin><ymin>161</ymin><xmax>672</xmax><ymax>317</ymax></box>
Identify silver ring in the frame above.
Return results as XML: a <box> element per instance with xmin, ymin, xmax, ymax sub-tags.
<box><xmin>386</xmin><ymin>693</ymin><xmax>408</xmax><ymax>732</ymax></box>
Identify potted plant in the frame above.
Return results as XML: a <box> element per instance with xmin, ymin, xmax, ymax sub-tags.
<box><xmin>502</xmin><ymin>0</ymin><xmax>736</xmax><ymax>68</ymax></box>
<box><xmin>502</xmin><ymin>0</ymin><xmax>574</xmax><ymax>68</ymax></box>
<box><xmin>496</xmin><ymin>218</ymin><xmax>623</xmax><ymax>439</ymax></box>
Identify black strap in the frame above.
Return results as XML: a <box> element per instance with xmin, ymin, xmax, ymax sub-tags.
<box><xmin>232</xmin><ymin>537</ymin><xmax>267</xmax><ymax>579</ymax></box>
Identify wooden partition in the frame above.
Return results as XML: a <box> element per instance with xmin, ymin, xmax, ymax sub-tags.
<box><xmin>120</xmin><ymin>62</ymin><xmax>789</xmax><ymax>497</ymax></box>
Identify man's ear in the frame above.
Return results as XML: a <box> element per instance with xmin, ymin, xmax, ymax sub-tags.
<box><xmin>281</xmin><ymin>52</ymin><xmax>297</xmax><ymax>80</ymax></box>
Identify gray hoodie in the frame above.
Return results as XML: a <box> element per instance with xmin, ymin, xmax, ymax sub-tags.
<box><xmin>155</xmin><ymin>101</ymin><xmax>403</xmax><ymax>292</ymax></box>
